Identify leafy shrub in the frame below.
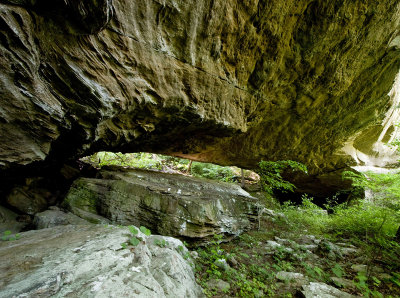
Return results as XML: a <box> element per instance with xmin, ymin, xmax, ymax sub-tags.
<box><xmin>281</xmin><ymin>195</ymin><xmax>328</xmax><ymax>234</ymax></box>
<box><xmin>258</xmin><ymin>160</ymin><xmax>307</xmax><ymax>195</ymax></box>
<box><xmin>87</xmin><ymin>152</ymin><xmax>164</xmax><ymax>170</ymax></box>
<box><xmin>1</xmin><ymin>230</ymin><xmax>21</xmax><ymax>241</ymax></box>
<box><xmin>190</xmin><ymin>162</ymin><xmax>235</xmax><ymax>182</ymax></box>
<box><xmin>328</xmin><ymin>202</ymin><xmax>399</xmax><ymax>239</ymax></box>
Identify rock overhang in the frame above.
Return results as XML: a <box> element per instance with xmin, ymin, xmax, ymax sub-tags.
<box><xmin>1</xmin><ymin>0</ymin><xmax>400</xmax><ymax>196</ymax></box>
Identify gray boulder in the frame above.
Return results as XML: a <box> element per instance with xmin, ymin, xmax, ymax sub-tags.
<box><xmin>0</xmin><ymin>225</ymin><xmax>204</xmax><ymax>297</ymax></box>
<box><xmin>63</xmin><ymin>167</ymin><xmax>258</xmax><ymax>240</ymax></box>
<box><xmin>206</xmin><ymin>279</ymin><xmax>230</xmax><ymax>292</ymax></box>
<box><xmin>33</xmin><ymin>208</ymin><xmax>89</xmax><ymax>229</ymax></box>
<box><xmin>300</xmin><ymin>282</ymin><xmax>355</xmax><ymax>298</ymax></box>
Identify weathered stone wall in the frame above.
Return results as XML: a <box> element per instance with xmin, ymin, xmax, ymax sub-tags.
<box><xmin>1</xmin><ymin>0</ymin><xmax>400</xmax><ymax>195</ymax></box>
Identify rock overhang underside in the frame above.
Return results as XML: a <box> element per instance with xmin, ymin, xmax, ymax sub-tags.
<box><xmin>1</xmin><ymin>0</ymin><xmax>400</xmax><ymax>196</ymax></box>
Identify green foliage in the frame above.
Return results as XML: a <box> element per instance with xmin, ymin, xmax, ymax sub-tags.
<box><xmin>280</xmin><ymin>195</ymin><xmax>328</xmax><ymax>234</ymax></box>
<box><xmin>327</xmin><ymin>202</ymin><xmax>399</xmax><ymax>240</ymax></box>
<box><xmin>139</xmin><ymin>226</ymin><xmax>151</xmax><ymax>236</ymax></box>
<box><xmin>129</xmin><ymin>237</ymin><xmax>140</xmax><ymax>246</ymax></box>
<box><xmin>154</xmin><ymin>238</ymin><xmax>168</xmax><ymax>248</ymax></box>
<box><xmin>87</xmin><ymin>152</ymin><xmax>164</xmax><ymax>170</ymax></box>
<box><xmin>190</xmin><ymin>162</ymin><xmax>235</xmax><ymax>182</ymax></box>
<box><xmin>121</xmin><ymin>225</ymin><xmax>150</xmax><ymax>249</ymax></box>
<box><xmin>340</xmin><ymin>171</ymin><xmax>400</xmax><ymax>261</ymax></box>
<box><xmin>331</xmin><ymin>264</ymin><xmax>345</xmax><ymax>278</ymax></box>
<box><xmin>195</xmin><ymin>234</ymin><xmax>277</xmax><ymax>297</ymax></box>
<box><xmin>353</xmin><ymin>272</ymin><xmax>384</xmax><ymax>297</ymax></box>
<box><xmin>343</xmin><ymin>170</ymin><xmax>400</xmax><ymax>208</ymax></box>
<box><xmin>303</xmin><ymin>263</ymin><xmax>327</xmax><ymax>281</ymax></box>
<box><xmin>128</xmin><ymin>226</ymin><xmax>138</xmax><ymax>236</ymax></box>
<box><xmin>1</xmin><ymin>230</ymin><xmax>21</xmax><ymax>241</ymax></box>
<box><xmin>258</xmin><ymin>160</ymin><xmax>307</xmax><ymax>195</ymax></box>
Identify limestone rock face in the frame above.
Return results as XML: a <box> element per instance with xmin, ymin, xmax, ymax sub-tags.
<box><xmin>0</xmin><ymin>225</ymin><xmax>204</xmax><ymax>297</ymax></box>
<box><xmin>63</xmin><ymin>167</ymin><xmax>258</xmax><ymax>239</ymax></box>
<box><xmin>1</xmin><ymin>0</ymin><xmax>400</xmax><ymax>195</ymax></box>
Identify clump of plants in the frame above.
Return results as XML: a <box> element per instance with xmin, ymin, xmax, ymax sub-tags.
<box><xmin>195</xmin><ymin>234</ymin><xmax>277</xmax><ymax>297</ymax></box>
<box><xmin>85</xmin><ymin>152</ymin><xmax>164</xmax><ymax>170</ymax></box>
<box><xmin>1</xmin><ymin>230</ymin><xmax>20</xmax><ymax>241</ymax></box>
<box><xmin>257</xmin><ymin>160</ymin><xmax>307</xmax><ymax>195</ymax></box>
<box><xmin>121</xmin><ymin>225</ymin><xmax>151</xmax><ymax>249</ymax></box>
<box><xmin>190</xmin><ymin>162</ymin><xmax>235</xmax><ymax>182</ymax></box>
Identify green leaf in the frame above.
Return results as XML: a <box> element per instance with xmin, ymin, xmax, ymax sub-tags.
<box><xmin>121</xmin><ymin>243</ymin><xmax>127</xmax><ymax>249</ymax></box>
<box><xmin>130</xmin><ymin>237</ymin><xmax>140</xmax><ymax>246</ymax></box>
<box><xmin>140</xmin><ymin>226</ymin><xmax>151</xmax><ymax>236</ymax></box>
<box><xmin>3</xmin><ymin>230</ymin><xmax>11</xmax><ymax>236</ymax></box>
<box><xmin>128</xmin><ymin>226</ymin><xmax>138</xmax><ymax>235</ymax></box>
<box><xmin>332</xmin><ymin>264</ymin><xmax>344</xmax><ymax>278</ymax></box>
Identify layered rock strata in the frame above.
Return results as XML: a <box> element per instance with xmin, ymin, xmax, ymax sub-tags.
<box><xmin>1</xmin><ymin>1</ymin><xmax>400</xmax><ymax>195</ymax></box>
<box><xmin>63</xmin><ymin>167</ymin><xmax>258</xmax><ymax>240</ymax></box>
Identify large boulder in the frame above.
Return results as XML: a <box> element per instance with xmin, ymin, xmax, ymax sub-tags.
<box><xmin>0</xmin><ymin>224</ymin><xmax>204</xmax><ymax>297</ymax></box>
<box><xmin>63</xmin><ymin>167</ymin><xmax>258</xmax><ymax>240</ymax></box>
<box><xmin>1</xmin><ymin>1</ymin><xmax>400</xmax><ymax>196</ymax></box>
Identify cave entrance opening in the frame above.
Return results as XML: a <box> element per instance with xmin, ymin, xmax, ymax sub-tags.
<box><xmin>80</xmin><ymin>151</ymin><xmax>260</xmax><ymax>187</ymax></box>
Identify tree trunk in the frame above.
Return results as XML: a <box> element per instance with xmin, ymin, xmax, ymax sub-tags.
<box><xmin>187</xmin><ymin>160</ymin><xmax>193</xmax><ymax>174</ymax></box>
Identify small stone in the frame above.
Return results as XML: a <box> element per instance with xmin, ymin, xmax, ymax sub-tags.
<box><xmin>300</xmin><ymin>244</ymin><xmax>318</xmax><ymax>252</ymax></box>
<box><xmin>48</xmin><ymin>206</ymin><xmax>60</xmax><ymax>211</ymax></box>
<box><xmin>330</xmin><ymin>277</ymin><xmax>354</xmax><ymax>288</ymax></box>
<box><xmin>339</xmin><ymin>247</ymin><xmax>358</xmax><ymax>256</ymax></box>
<box><xmin>377</xmin><ymin>273</ymin><xmax>392</xmax><ymax>280</ymax></box>
<box><xmin>274</xmin><ymin>237</ymin><xmax>291</xmax><ymax>246</ymax></box>
<box><xmin>265</xmin><ymin>240</ymin><xmax>281</xmax><ymax>249</ymax></box>
<box><xmin>276</xmin><ymin>271</ymin><xmax>306</xmax><ymax>281</ymax></box>
<box><xmin>206</xmin><ymin>279</ymin><xmax>230</xmax><ymax>292</ymax></box>
<box><xmin>190</xmin><ymin>251</ymin><xmax>199</xmax><ymax>259</ymax></box>
<box><xmin>351</xmin><ymin>264</ymin><xmax>367</xmax><ymax>273</ymax></box>
<box><xmin>301</xmin><ymin>282</ymin><xmax>355</xmax><ymax>298</ymax></box>
<box><xmin>227</xmin><ymin>255</ymin><xmax>238</xmax><ymax>267</ymax></box>
<box><xmin>214</xmin><ymin>259</ymin><xmax>230</xmax><ymax>271</ymax></box>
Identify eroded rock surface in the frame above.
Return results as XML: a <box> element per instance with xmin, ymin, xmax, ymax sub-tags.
<box><xmin>0</xmin><ymin>225</ymin><xmax>204</xmax><ymax>297</ymax></box>
<box><xmin>300</xmin><ymin>282</ymin><xmax>355</xmax><ymax>298</ymax></box>
<box><xmin>1</xmin><ymin>1</ymin><xmax>400</xmax><ymax>195</ymax></box>
<box><xmin>63</xmin><ymin>167</ymin><xmax>258</xmax><ymax>240</ymax></box>
<box><xmin>33</xmin><ymin>207</ymin><xmax>89</xmax><ymax>229</ymax></box>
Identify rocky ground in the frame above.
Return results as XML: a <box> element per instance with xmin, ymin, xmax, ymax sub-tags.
<box><xmin>0</xmin><ymin>224</ymin><xmax>203</xmax><ymax>297</ymax></box>
<box><xmin>194</xmin><ymin>209</ymin><xmax>400</xmax><ymax>297</ymax></box>
<box><xmin>1</xmin><ymin>164</ymin><xmax>399</xmax><ymax>297</ymax></box>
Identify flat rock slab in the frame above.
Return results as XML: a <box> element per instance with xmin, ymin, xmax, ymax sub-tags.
<box><xmin>0</xmin><ymin>225</ymin><xmax>204</xmax><ymax>297</ymax></box>
<box><xmin>300</xmin><ymin>282</ymin><xmax>355</xmax><ymax>298</ymax></box>
<box><xmin>63</xmin><ymin>167</ymin><xmax>258</xmax><ymax>239</ymax></box>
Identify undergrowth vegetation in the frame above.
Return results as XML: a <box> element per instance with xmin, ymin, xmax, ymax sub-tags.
<box><xmin>195</xmin><ymin>162</ymin><xmax>400</xmax><ymax>297</ymax></box>
<box><xmin>82</xmin><ymin>153</ymin><xmax>400</xmax><ymax>296</ymax></box>
<box><xmin>82</xmin><ymin>151</ymin><xmax>252</xmax><ymax>183</ymax></box>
